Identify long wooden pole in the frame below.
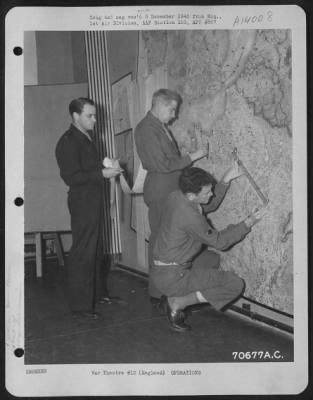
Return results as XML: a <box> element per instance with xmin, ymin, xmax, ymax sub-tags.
<box><xmin>232</xmin><ymin>147</ymin><xmax>269</xmax><ymax>206</ymax></box>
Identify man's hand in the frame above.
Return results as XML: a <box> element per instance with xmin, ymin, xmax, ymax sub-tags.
<box><xmin>102</xmin><ymin>167</ymin><xmax>123</xmax><ymax>179</ymax></box>
<box><xmin>244</xmin><ymin>207</ymin><xmax>267</xmax><ymax>228</ymax></box>
<box><xmin>190</xmin><ymin>147</ymin><xmax>208</xmax><ymax>162</ymax></box>
<box><xmin>221</xmin><ymin>160</ymin><xmax>243</xmax><ymax>184</ymax></box>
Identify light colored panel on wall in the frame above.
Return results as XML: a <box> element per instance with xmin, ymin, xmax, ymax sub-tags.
<box><xmin>24</xmin><ymin>179</ymin><xmax>70</xmax><ymax>232</ymax></box>
<box><xmin>24</xmin><ymin>83</ymin><xmax>88</xmax><ymax>232</ymax></box>
<box><xmin>24</xmin><ymin>31</ymin><xmax>38</xmax><ymax>86</ymax></box>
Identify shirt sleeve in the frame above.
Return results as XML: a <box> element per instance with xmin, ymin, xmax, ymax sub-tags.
<box><xmin>186</xmin><ymin>211</ymin><xmax>251</xmax><ymax>251</ymax></box>
<box><xmin>135</xmin><ymin>123</ymin><xmax>192</xmax><ymax>173</ymax></box>
<box><xmin>55</xmin><ymin>137</ymin><xmax>103</xmax><ymax>187</ymax></box>
<box><xmin>202</xmin><ymin>182</ymin><xmax>229</xmax><ymax>214</ymax></box>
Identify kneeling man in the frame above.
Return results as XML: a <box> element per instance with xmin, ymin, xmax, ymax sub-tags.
<box><xmin>151</xmin><ymin>166</ymin><xmax>265</xmax><ymax>332</ymax></box>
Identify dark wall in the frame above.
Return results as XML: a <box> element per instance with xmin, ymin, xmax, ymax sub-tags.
<box><xmin>35</xmin><ymin>31</ymin><xmax>88</xmax><ymax>85</ymax></box>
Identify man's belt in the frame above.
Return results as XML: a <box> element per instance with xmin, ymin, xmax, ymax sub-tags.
<box><xmin>153</xmin><ymin>260</ymin><xmax>191</xmax><ymax>266</ymax></box>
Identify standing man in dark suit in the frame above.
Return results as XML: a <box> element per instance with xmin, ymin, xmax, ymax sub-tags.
<box><xmin>135</xmin><ymin>89</ymin><xmax>208</xmax><ymax>301</ymax></box>
<box><xmin>56</xmin><ymin>98</ymin><xmax>122</xmax><ymax>320</ymax></box>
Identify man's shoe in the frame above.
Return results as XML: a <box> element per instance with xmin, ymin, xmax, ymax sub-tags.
<box><xmin>97</xmin><ymin>296</ymin><xmax>126</xmax><ymax>305</ymax></box>
<box><xmin>161</xmin><ymin>295</ymin><xmax>192</xmax><ymax>333</ymax></box>
<box><xmin>159</xmin><ymin>296</ymin><xmax>192</xmax><ymax>318</ymax></box>
<box><xmin>72</xmin><ymin>311</ymin><xmax>101</xmax><ymax>320</ymax></box>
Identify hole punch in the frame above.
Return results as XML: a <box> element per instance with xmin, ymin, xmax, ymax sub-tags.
<box><xmin>13</xmin><ymin>46</ymin><xmax>23</xmax><ymax>56</ymax></box>
<box><xmin>14</xmin><ymin>197</ymin><xmax>24</xmax><ymax>206</ymax></box>
<box><xmin>14</xmin><ymin>348</ymin><xmax>24</xmax><ymax>358</ymax></box>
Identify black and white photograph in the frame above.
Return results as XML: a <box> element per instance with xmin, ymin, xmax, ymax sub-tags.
<box><xmin>5</xmin><ymin>4</ymin><xmax>308</xmax><ymax>397</ymax></box>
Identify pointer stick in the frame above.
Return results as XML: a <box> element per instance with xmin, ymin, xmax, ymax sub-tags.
<box><xmin>232</xmin><ymin>147</ymin><xmax>269</xmax><ymax>206</ymax></box>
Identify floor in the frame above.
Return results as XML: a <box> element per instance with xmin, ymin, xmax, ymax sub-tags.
<box><xmin>25</xmin><ymin>258</ymin><xmax>294</xmax><ymax>365</ymax></box>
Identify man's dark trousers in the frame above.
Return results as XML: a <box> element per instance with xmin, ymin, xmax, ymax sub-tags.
<box><xmin>67</xmin><ymin>184</ymin><xmax>105</xmax><ymax>312</ymax></box>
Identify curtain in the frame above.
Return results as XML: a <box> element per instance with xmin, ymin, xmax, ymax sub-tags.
<box><xmin>85</xmin><ymin>31</ymin><xmax>121</xmax><ymax>255</ymax></box>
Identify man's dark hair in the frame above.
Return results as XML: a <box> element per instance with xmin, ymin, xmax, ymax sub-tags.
<box><xmin>69</xmin><ymin>97</ymin><xmax>95</xmax><ymax>116</ymax></box>
<box><xmin>179</xmin><ymin>167</ymin><xmax>217</xmax><ymax>195</ymax></box>
<box><xmin>152</xmin><ymin>89</ymin><xmax>182</xmax><ymax>108</ymax></box>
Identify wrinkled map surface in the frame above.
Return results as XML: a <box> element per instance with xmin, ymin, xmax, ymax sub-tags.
<box><xmin>141</xmin><ymin>29</ymin><xmax>293</xmax><ymax>313</ymax></box>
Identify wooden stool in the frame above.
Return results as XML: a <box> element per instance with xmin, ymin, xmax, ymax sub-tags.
<box><xmin>27</xmin><ymin>232</ymin><xmax>65</xmax><ymax>277</ymax></box>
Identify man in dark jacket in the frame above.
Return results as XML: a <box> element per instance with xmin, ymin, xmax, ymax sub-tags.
<box><xmin>135</xmin><ymin>89</ymin><xmax>207</xmax><ymax>300</ymax></box>
<box><xmin>152</xmin><ymin>166</ymin><xmax>266</xmax><ymax>332</ymax></box>
<box><xmin>55</xmin><ymin>97</ymin><xmax>122</xmax><ymax>320</ymax></box>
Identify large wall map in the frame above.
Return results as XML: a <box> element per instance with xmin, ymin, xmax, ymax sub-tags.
<box><xmin>141</xmin><ymin>29</ymin><xmax>293</xmax><ymax>313</ymax></box>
